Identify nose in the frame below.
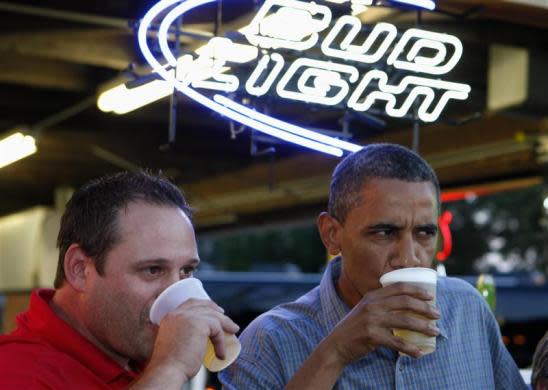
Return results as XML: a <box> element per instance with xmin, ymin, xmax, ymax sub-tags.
<box><xmin>390</xmin><ymin>233</ymin><xmax>421</xmax><ymax>269</ymax></box>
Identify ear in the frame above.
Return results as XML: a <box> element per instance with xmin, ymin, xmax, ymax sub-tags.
<box><xmin>63</xmin><ymin>243</ymin><xmax>94</xmax><ymax>292</ymax></box>
<box><xmin>317</xmin><ymin>212</ymin><xmax>342</xmax><ymax>256</ymax></box>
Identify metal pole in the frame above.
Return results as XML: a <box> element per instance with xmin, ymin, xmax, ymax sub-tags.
<box><xmin>31</xmin><ymin>97</ymin><xmax>96</xmax><ymax>133</ymax></box>
<box><xmin>412</xmin><ymin>9</ymin><xmax>422</xmax><ymax>153</ymax></box>
<box><xmin>168</xmin><ymin>16</ymin><xmax>183</xmax><ymax>145</ymax></box>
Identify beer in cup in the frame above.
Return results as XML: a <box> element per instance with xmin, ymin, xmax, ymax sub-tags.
<box><xmin>379</xmin><ymin>267</ymin><xmax>438</xmax><ymax>356</ymax></box>
<box><xmin>149</xmin><ymin>278</ymin><xmax>241</xmax><ymax>372</ymax></box>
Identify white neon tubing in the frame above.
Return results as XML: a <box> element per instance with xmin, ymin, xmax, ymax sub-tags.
<box><xmin>387</xmin><ymin>28</ymin><xmax>462</xmax><ymax>75</ymax></box>
<box><xmin>321</xmin><ymin>16</ymin><xmax>397</xmax><ymax>64</ymax></box>
<box><xmin>158</xmin><ymin>1</ymin><xmax>200</xmax><ymax>66</ymax></box>
<box><xmin>245</xmin><ymin>53</ymin><xmax>285</xmax><ymax>97</ymax></box>
<box><xmin>406</xmin><ymin>39</ymin><xmax>446</xmax><ymax>67</ymax></box>
<box><xmin>276</xmin><ymin>58</ymin><xmax>359</xmax><ymax>106</ymax></box>
<box><xmin>391</xmin><ymin>0</ymin><xmax>435</xmax><ymax>10</ymax></box>
<box><xmin>196</xmin><ymin>37</ymin><xmax>258</xmax><ymax>63</ymax></box>
<box><xmin>139</xmin><ymin>0</ymin><xmax>343</xmax><ymax>157</ymax></box>
<box><xmin>347</xmin><ymin>70</ymin><xmax>470</xmax><ymax>122</ymax></box>
<box><xmin>208</xmin><ymin>94</ymin><xmax>343</xmax><ymax>156</ymax></box>
<box><xmin>241</xmin><ymin>0</ymin><xmax>332</xmax><ymax>50</ymax></box>
<box><xmin>214</xmin><ymin>94</ymin><xmax>361</xmax><ymax>152</ymax></box>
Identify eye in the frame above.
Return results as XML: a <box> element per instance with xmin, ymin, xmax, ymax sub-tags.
<box><xmin>143</xmin><ymin>266</ymin><xmax>164</xmax><ymax>276</ymax></box>
<box><xmin>180</xmin><ymin>265</ymin><xmax>196</xmax><ymax>277</ymax></box>
<box><xmin>417</xmin><ymin>226</ymin><xmax>438</xmax><ymax>237</ymax></box>
<box><xmin>372</xmin><ymin>227</ymin><xmax>396</xmax><ymax>237</ymax></box>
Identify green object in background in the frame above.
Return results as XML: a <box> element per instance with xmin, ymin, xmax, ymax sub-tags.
<box><xmin>476</xmin><ymin>274</ymin><xmax>496</xmax><ymax>312</ymax></box>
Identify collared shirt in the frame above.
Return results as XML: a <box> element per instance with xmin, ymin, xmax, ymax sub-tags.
<box><xmin>220</xmin><ymin>258</ymin><xmax>526</xmax><ymax>389</ymax></box>
<box><xmin>0</xmin><ymin>289</ymin><xmax>139</xmax><ymax>389</ymax></box>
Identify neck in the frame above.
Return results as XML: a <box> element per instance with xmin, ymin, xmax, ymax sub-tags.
<box><xmin>336</xmin><ymin>262</ymin><xmax>363</xmax><ymax>308</ymax></box>
<box><xmin>51</xmin><ymin>287</ymin><xmax>131</xmax><ymax>370</ymax></box>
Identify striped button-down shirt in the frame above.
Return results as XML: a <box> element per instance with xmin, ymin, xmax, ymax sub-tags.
<box><xmin>220</xmin><ymin>258</ymin><xmax>526</xmax><ymax>389</ymax></box>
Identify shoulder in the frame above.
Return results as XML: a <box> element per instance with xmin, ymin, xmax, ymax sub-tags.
<box><xmin>0</xmin><ymin>337</ymin><xmax>68</xmax><ymax>388</ymax></box>
<box><xmin>437</xmin><ymin>276</ymin><xmax>496</xmax><ymax>328</ymax></box>
<box><xmin>239</xmin><ymin>286</ymin><xmax>323</xmax><ymax>352</ymax></box>
<box><xmin>0</xmin><ymin>335</ymin><xmax>62</xmax><ymax>365</ymax></box>
<box><xmin>438</xmin><ymin>276</ymin><xmax>482</xmax><ymax>301</ymax></box>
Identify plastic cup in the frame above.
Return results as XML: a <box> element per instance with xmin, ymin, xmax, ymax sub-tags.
<box><xmin>149</xmin><ymin>278</ymin><xmax>241</xmax><ymax>372</ymax></box>
<box><xmin>379</xmin><ymin>267</ymin><xmax>438</xmax><ymax>356</ymax></box>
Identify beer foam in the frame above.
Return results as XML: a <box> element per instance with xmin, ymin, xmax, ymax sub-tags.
<box><xmin>380</xmin><ymin>267</ymin><xmax>437</xmax><ymax>286</ymax></box>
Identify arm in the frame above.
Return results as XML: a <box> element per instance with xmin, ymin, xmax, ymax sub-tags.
<box><xmin>130</xmin><ymin>299</ymin><xmax>239</xmax><ymax>390</ymax></box>
<box><xmin>285</xmin><ymin>283</ymin><xmax>440</xmax><ymax>390</ymax></box>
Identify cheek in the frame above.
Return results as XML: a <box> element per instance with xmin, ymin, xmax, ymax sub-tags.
<box><xmin>344</xmin><ymin>240</ymin><xmax>386</xmax><ymax>273</ymax></box>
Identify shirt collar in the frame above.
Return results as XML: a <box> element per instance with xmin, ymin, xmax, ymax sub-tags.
<box><xmin>319</xmin><ymin>258</ymin><xmax>448</xmax><ymax>341</ymax></box>
<box><xmin>319</xmin><ymin>257</ymin><xmax>352</xmax><ymax>332</ymax></box>
<box><xmin>19</xmin><ymin>289</ymin><xmax>140</xmax><ymax>384</ymax></box>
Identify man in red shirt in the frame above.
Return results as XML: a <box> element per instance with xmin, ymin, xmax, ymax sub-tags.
<box><xmin>0</xmin><ymin>171</ymin><xmax>239</xmax><ymax>389</ymax></box>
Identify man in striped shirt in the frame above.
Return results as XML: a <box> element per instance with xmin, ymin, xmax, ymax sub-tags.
<box><xmin>220</xmin><ymin>143</ymin><xmax>526</xmax><ymax>389</ymax></box>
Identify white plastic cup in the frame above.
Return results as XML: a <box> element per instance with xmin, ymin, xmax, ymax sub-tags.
<box><xmin>379</xmin><ymin>267</ymin><xmax>438</xmax><ymax>356</ymax></box>
<box><xmin>149</xmin><ymin>278</ymin><xmax>241</xmax><ymax>372</ymax></box>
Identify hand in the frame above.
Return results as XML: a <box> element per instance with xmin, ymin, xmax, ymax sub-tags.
<box><xmin>148</xmin><ymin>298</ymin><xmax>239</xmax><ymax>381</ymax></box>
<box><xmin>325</xmin><ymin>282</ymin><xmax>440</xmax><ymax>364</ymax></box>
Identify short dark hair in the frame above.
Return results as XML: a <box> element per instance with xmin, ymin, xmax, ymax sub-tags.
<box><xmin>532</xmin><ymin>331</ymin><xmax>548</xmax><ymax>388</ymax></box>
<box><xmin>328</xmin><ymin>143</ymin><xmax>440</xmax><ymax>223</ymax></box>
<box><xmin>54</xmin><ymin>171</ymin><xmax>192</xmax><ymax>288</ymax></box>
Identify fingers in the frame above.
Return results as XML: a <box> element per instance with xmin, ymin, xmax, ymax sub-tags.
<box><xmin>384</xmin><ymin>312</ymin><xmax>440</xmax><ymax>337</ymax></box>
<box><xmin>376</xmin><ymin>282</ymin><xmax>434</xmax><ymax>301</ymax></box>
<box><xmin>208</xmin><ymin>320</ymin><xmax>226</xmax><ymax>359</ymax></box>
<box><xmin>200</xmin><ymin>312</ymin><xmax>240</xmax><ymax>361</ymax></box>
<box><xmin>383</xmin><ymin>295</ymin><xmax>440</xmax><ymax>320</ymax></box>
<box><xmin>164</xmin><ymin>298</ymin><xmax>240</xmax><ymax>360</ymax></box>
<box><xmin>180</xmin><ymin>301</ymin><xmax>240</xmax><ymax>333</ymax></box>
<box><xmin>387</xmin><ymin>336</ymin><xmax>423</xmax><ymax>359</ymax></box>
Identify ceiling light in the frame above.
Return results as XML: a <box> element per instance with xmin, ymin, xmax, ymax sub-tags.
<box><xmin>97</xmin><ymin>73</ymin><xmax>174</xmax><ymax>115</ymax></box>
<box><xmin>0</xmin><ymin>131</ymin><xmax>37</xmax><ymax>169</ymax></box>
<box><xmin>389</xmin><ymin>0</ymin><xmax>436</xmax><ymax>10</ymax></box>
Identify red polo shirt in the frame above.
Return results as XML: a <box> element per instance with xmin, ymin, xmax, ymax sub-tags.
<box><xmin>0</xmin><ymin>289</ymin><xmax>140</xmax><ymax>389</ymax></box>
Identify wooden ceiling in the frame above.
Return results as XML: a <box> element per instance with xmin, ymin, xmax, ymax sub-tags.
<box><xmin>0</xmin><ymin>0</ymin><xmax>547</xmax><ymax>229</ymax></box>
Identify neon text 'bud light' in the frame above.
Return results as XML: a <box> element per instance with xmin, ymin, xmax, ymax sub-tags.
<box><xmin>138</xmin><ymin>0</ymin><xmax>468</xmax><ymax>156</ymax></box>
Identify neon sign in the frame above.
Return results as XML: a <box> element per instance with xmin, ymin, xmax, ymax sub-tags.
<box><xmin>138</xmin><ymin>0</ymin><xmax>468</xmax><ymax>155</ymax></box>
<box><xmin>436</xmin><ymin>210</ymin><xmax>453</xmax><ymax>261</ymax></box>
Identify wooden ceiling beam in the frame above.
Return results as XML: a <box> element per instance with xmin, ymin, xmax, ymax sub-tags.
<box><xmin>185</xmin><ymin>114</ymin><xmax>547</xmax><ymax>226</ymax></box>
<box><xmin>0</xmin><ymin>28</ymin><xmax>136</xmax><ymax>70</ymax></box>
<box><xmin>0</xmin><ymin>55</ymin><xmax>88</xmax><ymax>91</ymax></box>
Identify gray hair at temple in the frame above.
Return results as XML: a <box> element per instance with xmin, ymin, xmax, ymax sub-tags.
<box><xmin>328</xmin><ymin>143</ymin><xmax>440</xmax><ymax>223</ymax></box>
<box><xmin>532</xmin><ymin>331</ymin><xmax>548</xmax><ymax>389</ymax></box>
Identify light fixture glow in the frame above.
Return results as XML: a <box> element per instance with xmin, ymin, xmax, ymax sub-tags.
<box><xmin>136</xmin><ymin>0</ymin><xmax>466</xmax><ymax>155</ymax></box>
<box><xmin>276</xmin><ymin>58</ymin><xmax>359</xmax><ymax>106</ymax></box>
<box><xmin>321</xmin><ymin>16</ymin><xmax>397</xmax><ymax>64</ymax></box>
<box><xmin>0</xmin><ymin>132</ymin><xmax>37</xmax><ymax>169</ymax></box>
<box><xmin>391</xmin><ymin>0</ymin><xmax>435</xmax><ymax>10</ymax></box>
<box><xmin>347</xmin><ymin>70</ymin><xmax>470</xmax><ymax>122</ymax></box>
<box><xmin>97</xmin><ymin>76</ymin><xmax>174</xmax><ymax>114</ymax></box>
<box><xmin>245</xmin><ymin>53</ymin><xmax>285</xmax><ymax>97</ymax></box>
<box><xmin>387</xmin><ymin>28</ymin><xmax>462</xmax><ymax>75</ymax></box>
<box><xmin>138</xmin><ymin>0</ymin><xmax>345</xmax><ymax>157</ymax></box>
<box><xmin>240</xmin><ymin>0</ymin><xmax>332</xmax><ymax>50</ymax></box>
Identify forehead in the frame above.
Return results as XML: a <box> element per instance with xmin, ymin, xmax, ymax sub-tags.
<box><xmin>115</xmin><ymin>201</ymin><xmax>193</xmax><ymax>240</ymax></box>
<box><xmin>349</xmin><ymin>178</ymin><xmax>438</xmax><ymax>221</ymax></box>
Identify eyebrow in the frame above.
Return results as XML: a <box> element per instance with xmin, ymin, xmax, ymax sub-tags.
<box><xmin>367</xmin><ymin>223</ymin><xmax>401</xmax><ymax>230</ymax></box>
<box><xmin>362</xmin><ymin>222</ymin><xmax>438</xmax><ymax>234</ymax></box>
<box><xmin>360</xmin><ymin>223</ymin><xmax>400</xmax><ymax>235</ymax></box>
<box><xmin>133</xmin><ymin>258</ymin><xmax>201</xmax><ymax>267</ymax></box>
